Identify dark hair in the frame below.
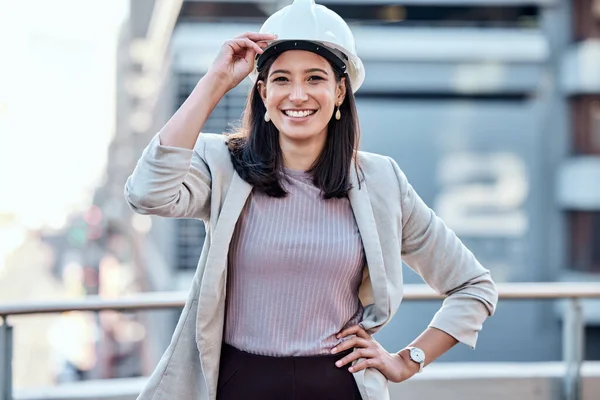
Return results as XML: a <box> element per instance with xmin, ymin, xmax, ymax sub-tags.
<box><xmin>226</xmin><ymin>53</ymin><xmax>362</xmax><ymax>199</ymax></box>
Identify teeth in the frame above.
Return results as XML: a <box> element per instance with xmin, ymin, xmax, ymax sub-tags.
<box><xmin>284</xmin><ymin>110</ymin><xmax>315</xmax><ymax>118</ymax></box>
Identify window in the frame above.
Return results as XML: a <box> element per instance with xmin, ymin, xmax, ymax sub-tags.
<box><xmin>572</xmin><ymin>96</ymin><xmax>600</xmax><ymax>155</ymax></box>
<box><xmin>177</xmin><ymin>1</ymin><xmax>539</xmax><ymax>28</ymax></box>
<box><xmin>573</xmin><ymin>0</ymin><xmax>600</xmax><ymax>40</ymax></box>
<box><xmin>570</xmin><ymin>211</ymin><xmax>600</xmax><ymax>273</ymax></box>
<box><xmin>569</xmin><ymin>96</ymin><xmax>600</xmax><ymax>274</ymax></box>
<box><xmin>176</xmin><ymin>219</ymin><xmax>206</xmax><ymax>271</ymax></box>
<box><xmin>328</xmin><ymin>4</ymin><xmax>538</xmax><ymax>28</ymax></box>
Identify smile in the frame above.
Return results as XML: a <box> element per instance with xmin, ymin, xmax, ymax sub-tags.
<box><xmin>282</xmin><ymin>109</ymin><xmax>317</xmax><ymax>118</ymax></box>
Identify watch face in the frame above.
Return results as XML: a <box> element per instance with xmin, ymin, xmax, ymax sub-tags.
<box><xmin>410</xmin><ymin>348</ymin><xmax>425</xmax><ymax>363</ymax></box>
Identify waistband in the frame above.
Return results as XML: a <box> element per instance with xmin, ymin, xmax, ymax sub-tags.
<box><xmin>221</xmin><ymin>342</ymin><xmax>353</xmax><ymax>360</ymax></box>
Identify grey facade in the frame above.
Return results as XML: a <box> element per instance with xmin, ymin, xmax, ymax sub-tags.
<box><xmin>98</xmin><ymin>0</ymin><xmax>600</xmax><ymax>372</ymax></box>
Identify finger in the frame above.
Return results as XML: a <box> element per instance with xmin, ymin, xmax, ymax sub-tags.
<box><xmin>348</xmin><ymin>357</ymin><xmax>379</xmax><ymax>373</ymax></box>
<box><xmin>229</xmin><ymin>38</ymin><xmax>264</xmax><ymax>55</ymax></box>
<box><xmin>227</xmin><ymin>39</ymin><xmax>263</xmax><ymax>59</ymax></box>
<box><xmin>335</xmin><ymin>348</ymin><xmax>376</xmax><ymax>368</ymax></box>
<box><xmin>331</xmin><ymin>337</ymin><xmax>370</xmax><ymax>354</ymax></box>
<box><xmin>331</xmin><ymin>337</ymin><xmax>357</xmax><ymax>354</ymax></box>
<box><xmin>243</xmin><ymin>46</ymin><xmax>257</xmax><ymax>66</ymax></box>
<box><xmin>337</xmin><ymin>325</ymin><xmax>371</xmax><ymax>340</ymax></box>
<box><xmin>336</xmin><ymin>325</ymin><xmax>359</xmax><ymax>338</ymax></box>
<box><xmin>354</xmin><ymin>327</ymin><xmax>371</xmax><ymax>340</ymax></box>
<box><xmin>235</xmin><ymin>32</ymin><xmax>278</xmax><ymax>41</ymax></box>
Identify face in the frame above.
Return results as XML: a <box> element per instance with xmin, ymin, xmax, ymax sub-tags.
<box><xmin>257</xmin><ymin>50</ymin><xmax>346</xmax><ymax>144</ymax></box>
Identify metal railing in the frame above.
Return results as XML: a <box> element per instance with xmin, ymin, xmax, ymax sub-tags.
<box><xmin>1</xmin><ymin>282</ymin><xmax>600</xmax><ymax>400</ymax></box>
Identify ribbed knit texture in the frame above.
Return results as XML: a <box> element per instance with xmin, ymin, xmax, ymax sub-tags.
<box><xmin>224</xmin><ymin>168</ymin><xmax>365</xmax><ymax>356</ymax></box>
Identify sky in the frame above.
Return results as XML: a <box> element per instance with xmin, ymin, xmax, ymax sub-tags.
<box><xmin>0</xmin><ymin>0</ymin><xmax>130</xmax><ymax>230</ymax></box>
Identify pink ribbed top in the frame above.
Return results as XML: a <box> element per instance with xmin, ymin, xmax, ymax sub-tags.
<box><xmin>223</xmin><ymin>169</ymin><xmax>365</xmax><ymax>356</ymax></box>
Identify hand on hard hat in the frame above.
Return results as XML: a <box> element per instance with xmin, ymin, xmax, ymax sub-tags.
<box><xmin>209</xmin><ymin>32</ymin><xmax>278</xmax><ymax>92</ymax></box>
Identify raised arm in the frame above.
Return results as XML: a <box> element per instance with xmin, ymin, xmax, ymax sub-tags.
<box><xmin>124</xmin><ymin>135</ymin><xmax>213</xmax><ymax>220</ymax></box>
<box><xmin>124</xmin><ymin>32</ymin><xmax>276</xmax><ymax>220</ymax></box>
<box><xmin>159</xmin><ymin>32</ymin><xmax>275</xmax><ymax>149</ymax></box>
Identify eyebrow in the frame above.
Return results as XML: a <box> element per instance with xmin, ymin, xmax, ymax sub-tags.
<box><xmin>269</xmin><ymin>68</ymin><xmax>329</xmax><ymax>76</ymax></box>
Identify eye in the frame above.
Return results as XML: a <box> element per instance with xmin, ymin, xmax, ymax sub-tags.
<box><xmin>308</xmin><ymin>75</ymin><xmax>325</xmax><ymax>82</ymax></box>
<box><xmin>272</xmin><ymin>76</ymin><xmax>288</xmax><ymax>82</ymax></box>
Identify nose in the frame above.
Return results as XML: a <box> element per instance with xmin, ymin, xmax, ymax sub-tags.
<box><xmin>289</xmin><ymin>82</ymin><xmax>308</xmax><ymax>103</ymax></box>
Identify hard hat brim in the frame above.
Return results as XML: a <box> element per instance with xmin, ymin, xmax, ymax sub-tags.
<box><xmin>250</xmin><ymin>39</ymin><xmax>365</xmax><ymax>93</ymax></box>
<box><xmin>256</xmin><ymin>40</ymin><xmax>348</xmax><ymax>77</ymax></box>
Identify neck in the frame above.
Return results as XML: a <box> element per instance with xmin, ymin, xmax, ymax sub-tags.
<box><xmin>279</xmin><ymin>130</ymin><xmax>327</xmax><ymax>171</ymax></box>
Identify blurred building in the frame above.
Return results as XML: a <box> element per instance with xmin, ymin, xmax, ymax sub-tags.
<box><xmin>93</xmin><ymin>0</ymin><xmax>600</xmax><ymax>376</ymax></box>
<box><xmin>88</xmin><ymin>0</ymin><xmax>178</xmax><ymax>378</ymax></box>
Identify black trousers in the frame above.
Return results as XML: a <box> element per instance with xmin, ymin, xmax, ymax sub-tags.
<box><xmin>217</xmin><ymin>343</ymin><xmax>363</xmax><ymax>400</ymax></box>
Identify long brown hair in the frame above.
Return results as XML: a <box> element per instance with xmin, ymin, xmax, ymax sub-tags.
<box><xmin>226</xmin><ymin>54</ymin><xmax>361</xmax><ymax>199</ymax></box>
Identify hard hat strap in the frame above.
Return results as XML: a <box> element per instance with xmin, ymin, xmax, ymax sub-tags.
<box><xmin>256</xmin><ymin>40</ymin><xmax>348</xmax><ymax>76</ymax></box>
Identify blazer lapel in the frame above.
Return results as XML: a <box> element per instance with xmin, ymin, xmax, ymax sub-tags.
<box><xmin>212</xmin><ymin>172</ymin><xmax>254</xmax><ymax>252</ymax></box>
<box><xmin>197</xmin><ymin>172</ymin><xmax>252</xmax><ymax>331</ymax></box>
<box><xmin>348</xmin><ymin>165</ymin><xmax>390</xmax><ymax>330</ymax></box>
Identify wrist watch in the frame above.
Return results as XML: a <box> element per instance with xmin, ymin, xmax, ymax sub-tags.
<box><xmin>405</xmin><ymin>346</ymin><xmax>426</xmax><ymax>373</ymax></box>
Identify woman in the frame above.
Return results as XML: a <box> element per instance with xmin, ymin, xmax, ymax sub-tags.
<box><xmin>125</xmin><ymin>1</ymin><xmax>498</xmax><ymax>399</ymax></box>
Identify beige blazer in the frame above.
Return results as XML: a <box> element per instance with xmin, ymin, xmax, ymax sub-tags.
<box><xmin>125</xmin><ymin>133</ymin><xmax>498</xmax><ymax>400</ymax></box>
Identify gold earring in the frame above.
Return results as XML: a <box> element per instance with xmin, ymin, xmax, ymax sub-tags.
<box><xmin>335</xmin><ymin>103</ymin><xmax>341</xmax><ymax>121</ymax></box>
<box><xmin>264</xmin><ymin>111</ymin><xmax>270</xmax><ymax>122</ymax></box>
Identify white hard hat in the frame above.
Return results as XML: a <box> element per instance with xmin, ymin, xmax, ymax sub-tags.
<box><xmin>249</xmin><ymin>0</ymin><xmax>365</xmax><ymax>92</ymax></box>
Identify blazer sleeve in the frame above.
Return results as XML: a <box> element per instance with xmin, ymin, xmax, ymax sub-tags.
<box><xmin>389</xmin><ymin>157</ymin><xmax>498</xmax><ymax>349</ymax></box>
<box><xmin>124</xmin><ymin>133</ymin><xmax>212</xmax><ymax>221</ymax></box>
